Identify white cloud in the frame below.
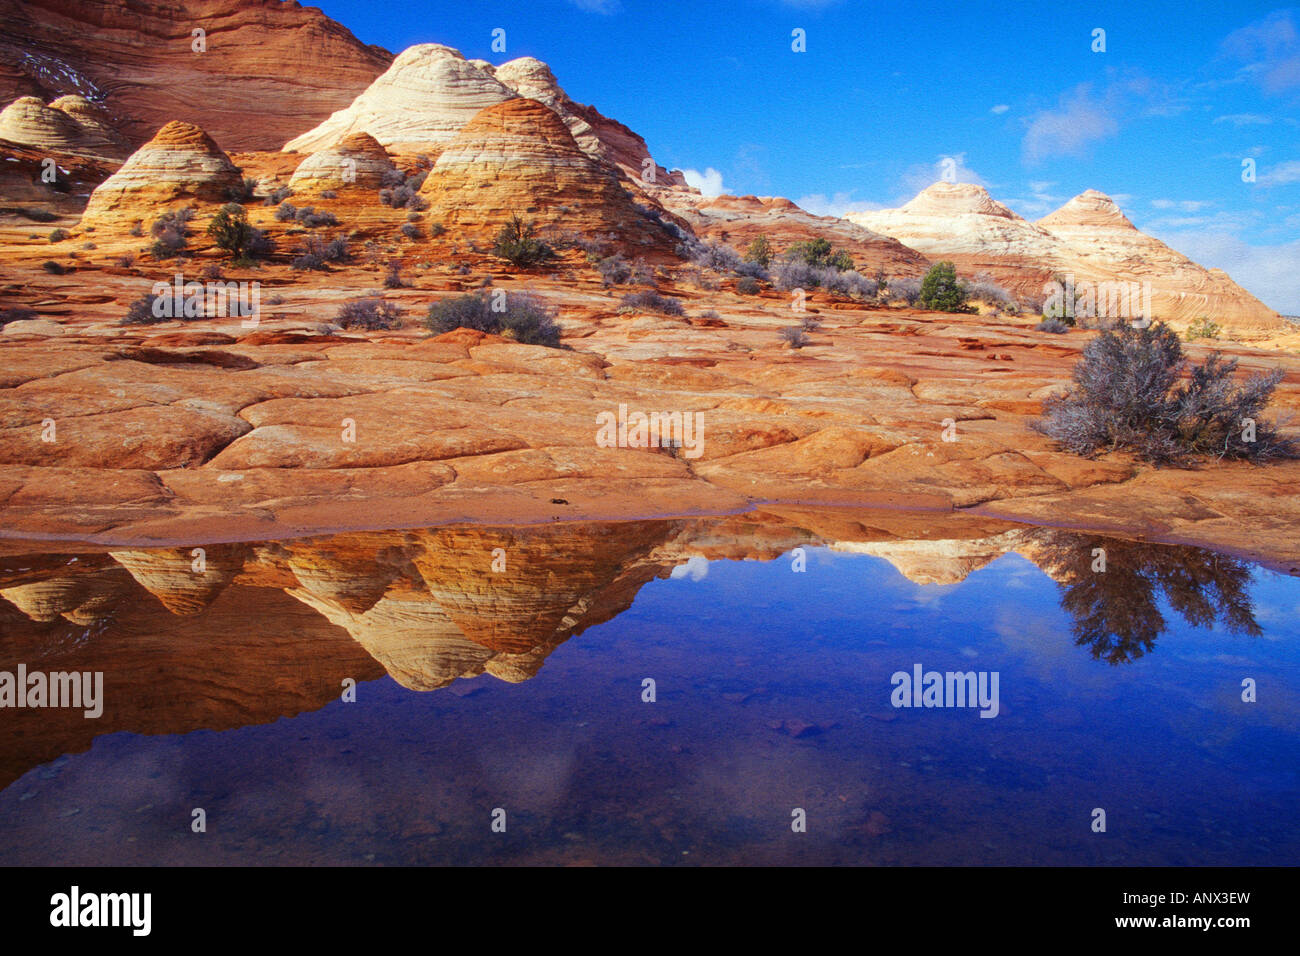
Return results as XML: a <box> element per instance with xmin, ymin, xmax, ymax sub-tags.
<box><xmin>1147</xmin><ymin>230</ymin><xmax>1300</xmax><ymax>314</ymax></box>
<box><xmin>669</xmin><ymin>556</ymin><xmax>710</xmax><ymax>581</ymax></box>
<box><xmin>900</xmin><ymin>152</ymin><xmax>989</xmax><ymax>195</ymax></box>
<box><xmin>1022</xmin><ymin>84</ymin><xmax>1119</xmax><ymax>163</ymax></box>
<box><xmin>1213</xmin><ymin>113</ymin><xmax>1272</xmax><ymax>126</ymax></box>
<box><xmin>682</xmin><ymin>167</ymin><xmax>729</xmax><ymax>197</ymax></box>
<box><xmin>568</xmin><ymin>0</ymin><xmax>620</xmax><ymax>13</ymax></box>
<box><xmin>1221</xmin><ymin>10</ymin><xmax>1300</xmax><ymax>95</ymax></box>
<box><xmin>795</xmin><ymin>191</ymin><xmax>861</xmax><ymax>218</ymax></box>
<box><xmin>990</xmin><ymin>104</ymin><xmax>1010</xmax><ymax>114</ymax></box>
<box><xmin>1261</xmin><ymin>160</ymin><xmax>1300</xmax><ymax>185</ymax></box>
<box><xmin>1150</xmin><ymin>198</ymin><xmax>1215</xmax><ymax>211</ymax></box>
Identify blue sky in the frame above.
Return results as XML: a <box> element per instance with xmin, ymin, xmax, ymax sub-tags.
<box><xmin>312</xmin><ymin>0</ymin><xmax>1300</xmax><ymax>313</ymax></box>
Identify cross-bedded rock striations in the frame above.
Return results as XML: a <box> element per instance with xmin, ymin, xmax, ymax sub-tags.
<box><xmin>417</xmin><ymin>97</ymin><xmax>683</xmax><ymax>252</ymax></box>
<box><xmin>0</xmin><ymin>0</ymin><xmax>392</xmax><ymax>150</ymax></box>
<box><xmin>78</xmin><ymin>120</ymin><xmax>242</xmax><ymax>228</ymax></box>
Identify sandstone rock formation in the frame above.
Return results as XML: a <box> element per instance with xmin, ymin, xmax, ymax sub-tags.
<box><xmin>487</xmin><ymin>56</ymin><xmax>687</xmax><ymax>187</ymax></box>
<box><xmin>666</xmin><ymin>193</ymin><xmax>930</xmax><ymax>278</ymax></box>
<box><xmin>79</xmin><ymin>120</ymin><xmax>241</xmax><ymax>226</ymax></box>
<box><xmin>0</xmin><ymin>93</ymin><xmax>128</xmax><ymax>158</ymax></box>
<box><xmin>288</xmin><ymin>131</ymin><xmax>395</xmax><ymax>193</ymax></box>
<box><xmin>846</xmin><ymin>182</ymin><xmax>1073</xmax><ymax>301</ymax></box>
<box><xmin>283</xmin><ymin>44</ymin><xmax>688</xmax><ymax>189</ymax></box>
<box><xmin>847</xmin><ymin>182</ymin><xmax>1282</xmax><ymax>330</ymax></box>
<box><xmin>284</xmin><ymin>44</ymin><xmax>516</xmax><ymax>155</ymax></box>
<box><xmin>417</xmin><ymin>97</ymin><xmax>682</xmax><ymax>251</ymax></box>
<box><xmin>1035</xmin><ymin>190</ymin><xmax>1282</xmax><ymax>331</ymax></box>
<box><xmin>0</xmin><ymin>0</ymin><xmax>391</xmax><ymax>149</ymax></box>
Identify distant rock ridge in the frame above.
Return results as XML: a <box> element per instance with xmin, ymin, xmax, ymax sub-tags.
<box><xmin>848</xmin><ymin>182</ymin><xmax>1281</xmax><ymax>330</ymax></box>
<box><xmin>664</xmin><ymin>191</ymin><xmax>931</xmax><ymax>278</ymax></box>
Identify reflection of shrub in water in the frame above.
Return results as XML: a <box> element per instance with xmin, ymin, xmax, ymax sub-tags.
<box><xmin>1034</xmin><ymin>531</ymin><xmax>1260</xmax><ymax>664</ymax></box>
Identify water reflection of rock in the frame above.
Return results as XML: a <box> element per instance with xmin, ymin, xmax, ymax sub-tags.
<box><xmin>0</xmin><ymin>510</ymin><xmax>1269</xmax><ymax>786</ymax></box>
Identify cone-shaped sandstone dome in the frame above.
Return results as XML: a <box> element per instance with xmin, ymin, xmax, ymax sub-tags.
<box><xmin>418</xmin><ymin>98</ymin><xmax>679</xmax><ymax>249</ymax></box>
<box><xmin>288</xmin><ymin>131</ymin><xmax>395</xmax><ymax>191</ymax></box>
<box><xmin>284</xmin><ymin>44</ymin><xmax>514</xmax><ymax>154</ymax></box>
<box><xmin>80</xmin><ymin>121</ymin><xmax>242</xmax><ymax>226</ymax></box>
<box><xmin>1037</xmin><ymin>188</ymin><xmax>1137</xmax><ymax>231</ymax></box>
<box><xmin>0</xmin><ymin>94</ymin><xmax>129</xmax><ymax>158</ymax></box>
<box><xmin>1035</xmin><ymin>191</ymin><xmax>1281</xmax><ymax>330</ymax></box>
<box><xmin>897</xmin><ymin>181</ymin><xmax>1022</xmax><ymax>219</ymax></box>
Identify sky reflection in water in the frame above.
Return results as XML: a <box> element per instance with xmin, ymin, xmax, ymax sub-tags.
<box><xmin>0</xmin><ymin>516</ymin><xmax>1296</xmax><ymax>865</ymax></box>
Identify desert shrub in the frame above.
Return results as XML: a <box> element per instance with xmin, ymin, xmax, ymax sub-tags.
<box><xmin>919</xmin><ymin>261</ymin><xmax>974</xmax><ymax>313</ymax></box>
<box><xmin>129</xmin><ymin>221</ymin><xmax>144</xmax><ymax>237</ymax></box>
<box><xmin>965</xmin><ymin>278</ymin><xmax>1013</xmax><ymax>307</ymax></box>
<box><xmin>320</xmin><ymin>189</ymin><xmax>337</xmax><ymax>199</ymax></box>
<box><xmin>263</xmin><ymin>186</ymin><xmax>293</xmax><ymax>206</ymax></box>
<box><xmin>780</xmin><ymin>326</ymin><xmax>810</xmax><ymax>348</ymax></box>
<box><xmin>691</xmin><ymin>240</ymin><xmax>742</xmax><ymax>273</ymax></box>
<box><xmin>0</xmin><ymin>307</ymin><xmax>36</xmax><ymax>327</ymax></box>
<box><xmin>493</xmin><ymin>214</ymin><xmax>554</xmax><ymax>268</ymax></box>
<box><xmin>734</xmin><ymin>260</ymin><xmax>769</xmax><ymax>280</ymax></box>
<box><xmin>698</xmin><ymin>309</ymin><xmax>720</xmax><ymax>320</ymax></box>
<box><xmin>737</xmin><ymin>276</ymin><xmax>761</xmax><ymax>295</ymax></box>
<box><xmin>81</xmin><ymin>241</ymin><xmax>95</xmax><ymax>250</ymax></box>
<box><xmin>383</xmin><ymin>260</ymin><xmax>405</xmax><ymax>289</ymax></box>
<box><xmin>424</xmin><ymin>290</ymin><xmax>562</xmax><ymax>347</ymax></box>
<box><xmin>498</xmin><ymin>294</ymin><xmax>563</xmax><ymax>346</ymax></box>
<box><xmin>426</xmin><ymin>293</ymin><xmax>497</xmax><ymax>335</ymax></box>
<box><xmin>275</xmin><ymin>201</ymin><xmax>298</xmax><ymax>222</ymax></box>
<box><xmin>148</xmin><ymin>208</ymin><xmax>195</xmax><ymax>260</ymax></box>
<box><xmin>207</xmin><ymin>203</ymin><xmax>273</xmax><ymax>262</ymax></box>
<box><xmin>620</xmin><ymin>290</ymin><xmax>684</xmax><ymax>315</ymax></box>
<box><xmin>406</xmin><ymin>211</ymin><xmax>422</xmax><ymax>222</ymax></box>
<box><xmin>428</xmin><ymin>222</ymin><xmax>446</xmax><ymax>237</ymax></box>
<box><xmin>291</xmin><ymin>236</ymin><xmax>327</xmax><ymax>271</ymax></box>
<box><xmin>122</xmin><ymin>294</ymin><xmax>169</xmax><ymax>325</ymax></box>
<box><xmin>48</xmin><ymin>228</ymin><xmax>69</xmax><ymax>243</ymax></box>
<box><xmin>785</xmin><ymin>238</ymin><xmax>853</xmax><ymax>271</ymax></box>
<box><xmin>597</xmin><ymin>253</ymin><xmax>633</xmax><ymax>286</ymax></box>
<box><xmin>773</xmin><ymin>259</ymin><xmax>818</xmax><ymax>291</ymax></box>
<box><xmin>224</xmin><ymin>177</ymin><xmax>258</xmax><ymax>203</ymax></box>
<box><xmin>1035</xmin><ymin>321</ymin><xmax>1294</xmax><ymax>465</ymax></box>
<box><xmin>202</xmin><ymin>263</ymin><xmax>222</xmax><ymax>280</ymax></box>
<box><xmin>887</xmin><ymin>276</ymin><xmax>922</xmax><ymax>305</ymax></box>
<box><xmin>115</xmin><ymin>253</ymin><xmax>135</xmax><ymax>268</ymax></box>
<box><xmin>400</xmin><ymin>223</ymin><xmax>421</xmax><ymax>241</ymax></box>
<box><xmin>1185</xmin><ymin>317</ymin><xmax>1222</xmax><ymax>341</ymax></box>
<box><xmin>378</xmin><ymin>175</ymin><xmax>427</xmax><ymax>210</ymax></box>
<box><xmin>1037</xmin><ymin>318</ymin><xmax>1069</xmax><ymax>333</ymax></box>
<box><xmin>42</xmin><ymin>260</ymin><xmax>67</xmax><ymax>274</ymax></box>
<box><xmin>295</xmin><ymin>206</ymin><xmax>338</xmax><ymax>228</ymax></box>
<box><xmin>335</xmin><ymin>297</ymin><xmax>403</xmax><ymax>331</ymax></box>
<box><xmin>820</xmin><ymin>269</ymin><xmax>877</xmax><ymax>298</ymax></box>
<box><xmin>745</xmin><ymin>235</ymin><xmax>773</xmax><ymax>267</ymax></box>
<box><xmin>150</xmin><ymin>227</ymin><xmax>186</xmax><ymax>259</ymax></box>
